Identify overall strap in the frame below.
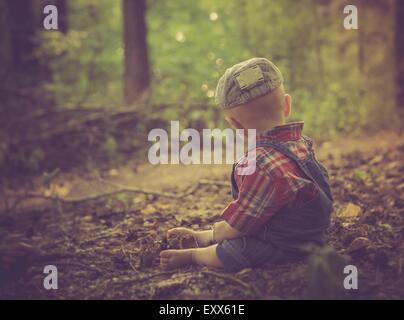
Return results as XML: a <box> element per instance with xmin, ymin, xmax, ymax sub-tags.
<box><xmin>231</xmin><ymin>139</ymin><xmax>330</xmax><ymax>200</ymax></box>
<box><xmin>230</xmin><ymin>163</ymin><xmax>239</xmax><ymax>199</ymax></box>
<box><xmin>256</xmin><ymin>140</ymin><xmax>333</xmax><ymax>202</ymax></box>
<box><xmin>255</xmin><ymin>140</ymin><xmax>316</xmax><ymax>184</ymax></box>
<box><xmin>231</xmin><ymin>140</ymin><xmax>312</xmax><ymax>200</ymax></box>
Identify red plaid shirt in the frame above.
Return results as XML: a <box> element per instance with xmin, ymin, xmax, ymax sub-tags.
<box><xmin>221</xmin><ymin>122</ymin><xmax>319</xmax><ymax>234</ymax></box>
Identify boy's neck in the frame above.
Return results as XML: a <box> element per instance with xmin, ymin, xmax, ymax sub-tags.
<box><xmin>248</xmin><ymin>118</ymin><xmax>286</xmax><ymax>135</ymax></box>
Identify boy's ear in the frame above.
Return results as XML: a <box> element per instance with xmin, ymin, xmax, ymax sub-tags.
<box><xmin>284</xmin><ymin>94</ymin><xmax>292</xmax><ymax>117</ymax></box>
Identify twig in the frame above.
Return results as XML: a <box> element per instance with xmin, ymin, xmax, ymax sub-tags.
<box><xmin>81</xmin><ymin>225</ymin><xmax>124</xmax><ymax>244</ymax></box>
<box><xmin>201</xmin><ymin>269</ymin><xmax>263</xmax><ymax>298</ymax></box>
<box><xmin>121</xmin><ymin>244</ymin><xmax>139</xmax><ymax>273</ymax></box>
<box><xmin>111</xmin><ymin>268</ymin><xmax>195</xmax><ymax>286</ymax></box>
<box><xmin>58</xmin><ymin>261</ymin><xmax>104</xmax><ymax>274</ymax></box>
<box><xmin>7</xmin><ymin>179</ymin><xmax>231</xmax><ymax>212</ymax></box>
<box><xmin>6</xmin><ymin>105</ymin><xmax>141</xmax><ymax>142</ymax></box>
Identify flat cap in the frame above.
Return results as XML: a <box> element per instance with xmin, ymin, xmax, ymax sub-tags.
<box><xmin>215</xmin><ymin>57</ymin><xmax>284</xmax><ymax>109</ymax></box>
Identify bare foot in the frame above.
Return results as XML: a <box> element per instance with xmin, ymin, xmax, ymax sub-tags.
<box><xmin>160</xmin><ymin>249</ymin><xmax>194</xmax><ymax>270</ymax></box>
<box><xmin>167</xmin><ymin>228</ymin><xmax>213</xmax><ymax>248</ymax></box>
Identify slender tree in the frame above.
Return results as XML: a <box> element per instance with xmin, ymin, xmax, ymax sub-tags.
<box><xmin>396</xmin><ymin>0</ymin><xmax>404</xmax><ymax>116</ymax></box>
<box><xmin>0</xmin><ymin>0</ymin><xmax>12</xmax><ymax>82</ymax></box>
<box><xmin>1</xmin><ymin>0</ymin><xmax>57</xmax><ymax>110</ymax></box>
<box><xmin>123</xmin><ymin>0</ymin><xmax>151</xmax><ymax>105</ymax></box>
<box><xmin>357</xmin><ymin>0</ymin><xmax>396</xmax><ymax>125</ymax></box>
<box><xmin>5</xmin><ymin>0</ymin><xmax>38</xmax><ymax>79</ymax></box>
<box><xmin>56</xmin><ymin>0</ymin><xmax>69</xmax><ymax>34</ymax></box>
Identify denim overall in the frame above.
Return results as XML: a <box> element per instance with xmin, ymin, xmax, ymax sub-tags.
<box><xmin>216</xmin><ymin>137</ymin><xmax>333</xmax><ymax>272</ymax></box>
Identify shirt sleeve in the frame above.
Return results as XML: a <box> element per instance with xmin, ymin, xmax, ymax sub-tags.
<box><xmin>221</xmin><ymin>163</ymin><xmax>313</xmax><ymax>235</ymax></box>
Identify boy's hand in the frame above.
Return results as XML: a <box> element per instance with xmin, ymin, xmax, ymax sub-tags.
<box><xmin>167</xmin><ymin>228</ymin><xmax>214</xmax><ymax>248</ymax></box>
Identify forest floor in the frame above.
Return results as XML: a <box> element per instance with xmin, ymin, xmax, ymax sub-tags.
<box><xmin>0</xmin><ymin>131</ymin><xmax>403</xmax><ymax>299</ymax></box>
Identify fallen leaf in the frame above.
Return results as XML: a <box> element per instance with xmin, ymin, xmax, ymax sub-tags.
<box><xmin>54</xmin><ymin>182</ymin><xmax>71</xmax><ymax>197</ymax></box>
<box><xmin>141</xmin><ymin>204</ymin><xmax>158</xmax><ymax>215</ymax></box>
<box><xmin>109</xmin><ymin>168</ymin><xmax>119</xmax><ymax>177</ymax></box>
<box><xmin>353</xmin><ymin>170</ymin><xmax>367</xmax><ymax>182</ymax></box>
<box><xmin>338</xmin><ymin>203</ymin><xmax>363</xmax><ymax>218</ymax></box>
<box><xmin>157</xmin><ymin>202</ymin><xmax>171</xmax><ymax>211</ymax></box>
<box><xmin>347</xmin><ymin>237</ymin><xmax>370</xmax><ymax>252</ymax></box>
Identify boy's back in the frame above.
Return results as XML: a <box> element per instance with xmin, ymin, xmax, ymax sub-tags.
<box><xmin>224</xmin><ymin>122</ymin><xmax>322</xmax><ymax>234</ymax></box>
<box><xmin>160</xmin><ymin>58</ymin><xmax>333</xmax><ymax>272</ymax></box>
<box><xmin>218</xmin><ymin>120</ymin><xmax>333</xmax><ymax>271</ymax></box>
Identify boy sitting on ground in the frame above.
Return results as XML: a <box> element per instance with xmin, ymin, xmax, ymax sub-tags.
<box><xmin>160</xmin><ymin>58</ymin><xmax>333</xmax><ymax>272</ymax></box>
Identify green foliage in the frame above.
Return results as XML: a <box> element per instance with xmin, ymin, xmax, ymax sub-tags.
<box><xmin>36</xmin><ymin>0</ymin><xmax>123</xmax><ymax>107</ymax></box>
<box><xmin>305</xmin><ymin>246</ymin><xmax>348</xmax><ymax>299</ymax></box>
<box><xmin>353</xmin><ymin>169</ymin><xmax>367</xmax><ymax>182</ymax></box>
<box><xmin>147</xmin><ymin>0</ymin><xmax>250</xmax><ymax>124</ymax></box>
<box><xmin>37</xmin><ymin>0</ymin><xmax>397</xmax><ymax>137</ymax></box>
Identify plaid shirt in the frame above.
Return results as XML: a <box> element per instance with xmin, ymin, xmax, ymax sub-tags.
<box><xmin>221</xmin><ymin>122</ymin><xmax>319</xmax><ymax>234</ymax></box>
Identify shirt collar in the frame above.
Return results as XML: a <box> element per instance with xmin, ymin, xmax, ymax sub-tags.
<box><xmin>257</xmin><ymin>121</ymin><xmax>304</xmax><ymax>143</ymax></box>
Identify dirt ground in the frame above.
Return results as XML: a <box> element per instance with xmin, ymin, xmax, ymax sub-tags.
<box><xmin>0</xmin><ymin>132</ymin><xmax>403</xmax><ymax>299</ymax></box>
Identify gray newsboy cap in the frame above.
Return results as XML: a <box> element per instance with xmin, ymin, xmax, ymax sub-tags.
<box><xmin>215</xmin><ymin>57</ymin><xmax>284</xmax><ymax>109</ymax></box>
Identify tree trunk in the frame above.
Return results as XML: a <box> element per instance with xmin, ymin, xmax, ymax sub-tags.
<box><xmin>0</xmin><ymin>0</ymin><xmax>12</xmax><ymax>82</ymax></box>
<box><xmin>396</xmin><ymin>0</ymin><xmax>404</xmax><ymax>117</ymax></box>
<box><xmin>1</xmin><ymin>0</ymin><xmax>55</xmax><ymax>111</ymax></box>
<box><xmin>357</xmin><ymin>0</ymin><xmax>396</xmax><ymax>126</ymax></box>
<box><xmin>6</xmin><ymin>0</ymin><xmax>39</xmax><ymax>76</ymax></box>
<box><xmin>123</xmin><ymin>0</ymin><xmax>150</xmax><ymax>106</ymax></box>
<box><xmin>56</xmin><ymin>0</ymin><xmax>69</xmax><ymax>34</ymax></box>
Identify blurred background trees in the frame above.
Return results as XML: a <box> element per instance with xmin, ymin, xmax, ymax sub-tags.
<box><xmin>0</xmin><ymin>0</ymin><xmax>402</xmax><ymax>176</ymax></box>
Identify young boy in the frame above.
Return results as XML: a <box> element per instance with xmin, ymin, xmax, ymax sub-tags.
<box><xmin>160</xmin><ymin>58</ymin><xmax>333</xmax><ymax>272</ymax></box>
